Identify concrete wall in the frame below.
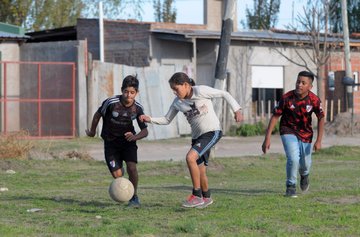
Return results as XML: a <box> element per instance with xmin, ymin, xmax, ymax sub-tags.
<box><xmin>0</xmin><ymin>42</ymin><xmax>21</xmax><ymax>131</ymax></box>
<box><xmin>88</xmin><ymin>61</ymin><xmax>191</xmax><ymax>140</ymax></box>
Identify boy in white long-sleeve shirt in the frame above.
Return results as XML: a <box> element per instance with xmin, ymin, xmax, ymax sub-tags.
<box><xmin>140</xmin><ymin>72</ymin><xmax>242</xmax><ymax>208</ymax></box>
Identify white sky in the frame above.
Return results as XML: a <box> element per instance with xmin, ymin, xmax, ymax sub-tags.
<box><xmin>138</xmin><ymin>0</ymin><xmax>308</xmax><ymax>30</ymax></box>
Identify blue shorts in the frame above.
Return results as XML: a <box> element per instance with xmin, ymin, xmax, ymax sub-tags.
<box><xmin>191</xmin><ymin>130</ymin><xmax>222</xmax><ymax>166</ymax></box>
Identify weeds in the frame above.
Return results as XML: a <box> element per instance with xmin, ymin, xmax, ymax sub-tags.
<box><xmin>0</xmin><ymin>131</ymin><xmax>33</xmax><ymax>159</ymax></box>
<box><xmin>229</xmin><ymin>121</ymin><xmax>280</xmax><ymax>137</ymax></box>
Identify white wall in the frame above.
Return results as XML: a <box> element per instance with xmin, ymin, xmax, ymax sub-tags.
<box><xmin>0</xmin><ymin>42</ymin><xmax>21</xmax><ymax>131</ymax></box>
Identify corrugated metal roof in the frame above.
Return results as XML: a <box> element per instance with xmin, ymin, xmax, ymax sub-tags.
<box><xmin>0</xmin><ymin>31</ymin><xmax>29</xmax><ymax>40</ymax></box>
<box><xmin>151</xmin><ymin>29</ymin><xmax>360</xmax><ymax>44</ymax></box>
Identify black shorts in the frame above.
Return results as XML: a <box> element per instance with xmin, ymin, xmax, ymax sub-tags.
<box><xmin>191</xmin><ymin>130</ymin><xmax>222</xmax><ymax>166</ymax></box>
<box><xmin>104</xmin><ymin>137</ymin><xmax>138</xmax><ymax>173</ymax></box>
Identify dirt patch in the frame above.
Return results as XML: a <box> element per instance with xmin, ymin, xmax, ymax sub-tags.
<box><xmin>325</xmin><ymin>112</ymin><xmax>360</xmax><ymax>136</ymax></box>
<box><xmin>28</xmin><ymin>149</ymin><xmax>93</xmax><ymax>161</ymax></box>
<box><xmin>317</xmin><ymin>196</ymin><xmax>360</xmax><ymax>205</ymax></box>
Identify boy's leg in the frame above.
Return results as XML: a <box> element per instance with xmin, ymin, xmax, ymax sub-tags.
<box><xmin>298</xmin><ymin>141</ymin><xmax>312</xmax><ymax>176</ymax></box>
<box><xmin>182</xmin><ymin>149</ymin><xmax>204</xmax><ymax>207</ymax></box>
<box><xmin>123</xmin><ymin>141</ymin><xmax>141</xmax><ymax>207</ymax></box>
<box><xmin>188</xmin><ymin>130</ymin><xmax>222</xmax><ymax>193</ymax></box>
<box><xmin>186</xmin><ymin>149</ymin><xmax>201</xmax><ymax>190</ymax></box>
<box><xmin>281</xmin><ymin>134</ymin><xmax>301</xmax><ymax>195</ymax></box>
<box><xmin>299</xmin><ymin>141</ymin><xmax>312</xmax><ymax>192</ymax></box>
<box><xmin>104</xmin><ymin>141</ymin><xmax>124</xmax><ymax>178</ymax></box>
<box><xmin>126</xmin><ymin>161</ymin><xmax>138</xmax><ymax>195</ymax></box>
<box><xmin>199</xmin><ymin>164</ymin><xmax>208</xmax><ymax>192</ymax></box>
<box><xmin>182</xmin><ymin>131</ymin><xmax>222</xmax><ymax>208</ymax></box>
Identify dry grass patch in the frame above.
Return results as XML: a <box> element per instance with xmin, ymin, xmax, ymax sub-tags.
<box><xmin>0</xmin><ymin>131</ymin><xmax>33</xmax><ymax>159</ymax></box>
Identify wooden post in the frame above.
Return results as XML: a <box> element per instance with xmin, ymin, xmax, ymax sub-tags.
<box><xmin>330</xmin><ymin>100</ymin><xmax>334</xmax><ymax>121</ymax></box>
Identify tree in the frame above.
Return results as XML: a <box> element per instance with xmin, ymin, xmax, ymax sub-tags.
<box><xmin>329</xmin><ymin>0</ymin><xmax>360</xmax><ymax>34</ymax></box>
<box><xmin>245</xmin><ymin>0</ymin><xmax>280</xmax><ymax>29</ymax></box>
<box><xmin>0</xmin><ymin>0</ymin><xmax>32</xmax><ymax>27</ymax></box>
<box><xmin>0</xmin><ymin>0</ymin><xmax>144</xmax><ymax>31</ymax></box>
<box><xmin>153</xmin><ymin>0</ymin><xmax>176</xmax><ymax>23</ymax></box>
<box><xmin>273</xmin><ymin>0</ymin><xmax>339</xmax><ymax>104</ymax></box>
<box><xmin>28</xmin><ymin>0</ymin><xmax>84</xmax><ymax>31</ymax></box>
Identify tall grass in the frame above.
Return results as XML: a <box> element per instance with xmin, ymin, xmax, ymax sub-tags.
<box><xmin>0</xmin><ymin>145</ymin><xmax>359</xmax><ymax>236</ymax></box>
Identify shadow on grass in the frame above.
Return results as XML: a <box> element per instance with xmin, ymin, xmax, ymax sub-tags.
<box><xmin>141</xmin><ymin>185</ymin><xmax>278</xmax><ymax>196</ymax></box>
<box><xmin>2</xmin><ymin>195</ymin><xmax>111</xmax><ymax>208</ymax></box>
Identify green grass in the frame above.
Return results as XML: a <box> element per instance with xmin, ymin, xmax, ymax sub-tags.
<box><xmin>0</xmin><ymin>145</ymin><xmax>359</xmax><ymax>236</ymax></box>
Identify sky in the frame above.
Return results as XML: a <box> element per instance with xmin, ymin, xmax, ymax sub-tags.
<box><xmin>138</xmin><ymin>0</ymin><xmax>308</xmax><ymax>31</ymax></box>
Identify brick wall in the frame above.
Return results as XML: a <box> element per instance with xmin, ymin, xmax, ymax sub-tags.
<box><xmin>355</xmin><ymin>90</ymin><xmax>360</xmax><ymax>114</ymax></box>
<box><xmin>77</xmin><ymin>19</ymin><xmax>152</xmax><ymax>67</ymax></box>
<box><xmin>326</xmin><ymin>51</ymin><xmax>360</xmax><ymax>114</ymax></box>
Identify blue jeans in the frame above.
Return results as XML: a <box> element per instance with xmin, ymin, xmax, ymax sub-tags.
<box><xmin>281</xmin><ymin>134</ymin><xmax>312</xmax><ymax>186</ymax></box>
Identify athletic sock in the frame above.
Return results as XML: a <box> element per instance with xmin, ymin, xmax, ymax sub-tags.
<box><xmin>192</xmin><ymin>188</ymin><xmax>202</xmax><ymax>197</ymax></box>
<box><xmin>202</xmin><ymin>190</ymin><xmax>211</xmax><ymax>198</ymax></box>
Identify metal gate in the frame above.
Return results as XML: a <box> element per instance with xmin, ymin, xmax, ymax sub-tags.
<box><xmin>0</xmin><ymin>61</ymin><xmax>76</xmax><ymax>138</ymax></box>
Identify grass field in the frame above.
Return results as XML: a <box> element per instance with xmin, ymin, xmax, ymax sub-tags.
<box><xmin>0</xmin><ymin>141</ymin><xmax>359</xmax><ymax>237</ymax></box>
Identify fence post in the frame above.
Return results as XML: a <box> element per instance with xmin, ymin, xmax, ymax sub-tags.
<box><xmin>330</xmin><ymin>100</ymin><xmax>334</xmax><ymax>121</ymax></box>
<box><xmin>324</xmin><ymin>99</ymin><xmax>327</xmax><ymax>121</ymax></box>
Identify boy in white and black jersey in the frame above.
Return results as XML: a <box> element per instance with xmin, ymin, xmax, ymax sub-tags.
<box><xmin>86</xmin><ymin>75</ymin><xmax>148</xmax><ymax>208</ymax></box>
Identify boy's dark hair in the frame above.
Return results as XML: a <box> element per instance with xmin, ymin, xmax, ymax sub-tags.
<box><xmin>122</xmin><ymin>75</ymin><xmax>139</xmax><ymax>91</ymax></box>
<box><xmin>169</xmin><ymin>72</ymin><xmax>195</xmax><ymax>86</ymax></box>
<box><xmin>298</xmin><ymin>71</ymin><xmax>314</xmax><ymax>82</ymax></box>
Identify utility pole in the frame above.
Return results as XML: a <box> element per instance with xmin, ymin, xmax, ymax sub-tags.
<box><xmin>213</xmin><ymin>0</ymin><xmax>235</xmax><ymax>114</ymax></box>
<box><xmin>341</xmin><ymin>0</ymin><xmax>352</xmax><ymax>79</ymax></box>
<box><xmin>341</xmin><ymin>0</ymin><xmax>354</xmax><ymax>134</ymax></box>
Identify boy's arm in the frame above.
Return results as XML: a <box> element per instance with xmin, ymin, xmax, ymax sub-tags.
<box><xmin>125</xmin><ymin>128</ymin><xmax>148</xmax><ymax>142</ymax></box>
<box><xmin>86</xmin><ymin>111</ymin><xmax>102</xmax><ymax>137</ymax></box>
<box><xmin>262</xmin><ymin>115</ymin><xmax>280</xmax><ymax>154</ymax></box>
<box><xmin>313</xmin><ymin>117</ymin><xmax>325</xmax><ymax>151</ymax></box>
<box><xmin>139</xmin><ymin>104</ymin><xmax>178</xmax><ymax>125</ymax></box>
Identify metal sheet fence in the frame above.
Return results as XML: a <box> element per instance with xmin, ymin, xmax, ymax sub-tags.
<box><xmin>0</xmin><ymin>61</ymin><xmax>75</xmax><ymax>138</ymax></box>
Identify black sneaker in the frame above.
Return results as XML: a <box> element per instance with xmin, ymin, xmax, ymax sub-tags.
<box><xmin>300</xmin><ymin>175</ymin><xmax>309</xmax><ymax>192</ymax></box>
<box><xmin>128</xmin><ymin>195</ymin><xmax>141</xmax><ymax>208</ymax></box>
<box><xmin>285</xmin><ymin>185</ymin><xmax>297</xmax><ymax>198</ymax></box>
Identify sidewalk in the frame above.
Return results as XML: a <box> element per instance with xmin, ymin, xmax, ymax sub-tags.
<box><xmin>88</xmin><ymin>134</ymin><xmax>360</xmax><ymax>162</ymax></box>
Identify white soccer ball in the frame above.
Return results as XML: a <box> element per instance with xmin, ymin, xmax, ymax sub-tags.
<box><xmin>108</xmin><ymin>177</ymin><xmax>134</xmax><ymax>202</ymax></box>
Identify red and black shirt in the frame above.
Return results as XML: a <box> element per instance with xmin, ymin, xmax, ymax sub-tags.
<box><xmin>97</xmin><ymin>95</ymin><xmax>147</xmax><ymax>141</ymax></box>
<box><xmin>273</xmin><ymin>90</ymin><xmax>324</xmax><ymax>143</ymax></box>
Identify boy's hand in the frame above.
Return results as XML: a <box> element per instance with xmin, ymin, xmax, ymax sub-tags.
<box><xmin>234</xmin><ymin>110</ymin><xmax>243</xmax><ymax>122</ymax></box>
<box><xmin>124</xmin><ymin>132</ymin><xmax>136</xmax><ymax>141</ymax></box>
<box><xmin>139</xmin><ymin>115</ymin><xmax>151</xmax><ymax>123</ymax></box>
<box><xmin>313</xmin><ymin>140</ymin><xmax>322</xmax><ymax>151</ymax></box>
<box><xmin>262</xmin><ymin>139</ymin><xmax>270</xmax><ymax>154</ymax></box>
<box><xmin>85</xmin><ymin>129</ymin><xmax>95</xmax><ymax>137</ymax></box>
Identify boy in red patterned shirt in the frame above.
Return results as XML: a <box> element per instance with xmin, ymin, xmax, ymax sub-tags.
<box><xmin>262</xmin><ymin>71</ymin><xmax>325</xmax><ymax>197</ymax></box>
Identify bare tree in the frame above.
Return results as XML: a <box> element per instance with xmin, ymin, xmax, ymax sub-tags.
<box><xmin>272</xmin><ymin>0</ymin><xmax>339</xmax><ymax>103</ymax></box>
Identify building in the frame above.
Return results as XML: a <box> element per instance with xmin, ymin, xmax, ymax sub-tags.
<box><xmin>4</xmin><ymin>0</ymin><xmax>360</xmax><ymax>139</ymax></box>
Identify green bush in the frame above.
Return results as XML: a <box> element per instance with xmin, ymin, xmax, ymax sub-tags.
<box><xmin>229</xmin><ymin>121</ymin><xmax>280</xmax><ymax>137</ymax></box>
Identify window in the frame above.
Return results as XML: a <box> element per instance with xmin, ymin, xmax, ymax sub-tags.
<box><xmin>251</xmin><ymin>66</ymin><xmax>284</xmax><ymax>116</ymax></box>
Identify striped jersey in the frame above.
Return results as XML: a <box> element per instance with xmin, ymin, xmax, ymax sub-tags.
<box><xmin>273</xmin><ymin>90</ymin><xmax>324</xmax><ymax>143</ymax></box>
<box><xmin>97</xmin><ymin>95</ymin><xmax>147</xmax><ymax>141</ymax></box>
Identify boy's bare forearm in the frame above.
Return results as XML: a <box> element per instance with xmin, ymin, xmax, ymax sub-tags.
<box><xmin>316</xmin><ymin>117</ymin><xmax>325</xmax><ymax>142</ymax></box>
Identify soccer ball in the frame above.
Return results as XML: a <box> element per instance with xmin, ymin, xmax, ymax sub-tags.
<box><xmin>108</xmin><ymin>177</ymin><xmax>134</xmax><ymax>202</ymax></box>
